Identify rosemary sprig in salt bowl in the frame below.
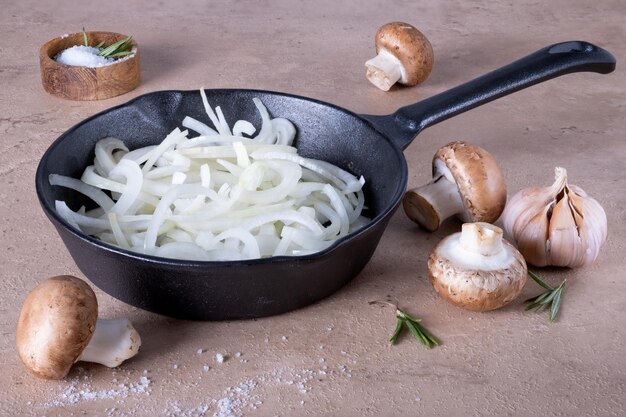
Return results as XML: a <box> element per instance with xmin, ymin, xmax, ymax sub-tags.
<box><xmin>82</xmin><ymin>28</ymin><xmax>134</xmax><ymax>59</ymax></box>
<box><xmin>83</xmin><ymin>28</ymin><xmax>133</xmax><ymax>58</ymax></box>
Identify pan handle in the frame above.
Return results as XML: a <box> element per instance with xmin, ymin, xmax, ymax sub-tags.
<box><xmin>361</xmin><ymin>41</ymin><xmax>616</xmax><ymax>150</ymax></box>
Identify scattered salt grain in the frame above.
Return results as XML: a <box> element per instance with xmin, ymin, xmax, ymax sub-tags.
<box><xmin>213</xmin><ymin>379</ymin><xmax>259</xmax><ymax>417</ymax></box>
<box><xmin>49</xmin><ymin>370</ymin><xmax>151</xmax><ymax>407</ymax></box>
<box><xmin>197</xmin><ymin>349</ymin><xmax>204</xmax><ymax>355</ymax></box>
<box><xmin>337</xmin><ymin>364</ymin><xmax>352</xmax><ymax>378</ymax></box>
<box><xmin>165</xmin><ymin>400</ymin><xmax>209</xmax><ymax>417</ymax></box>
<box><xmin>158</xmin><ymin>363</ymin><xmax>354</xmax><ymax>416</ymax></box>
<box><xmin>281</xmin><ymin>336</ymin><xmax>288</xmax><ymax>341</ymax></box>
<box><xmin>47</xmin><ymin>355</ymin><xmax>356</xmax><ymax>415</ymax></box>
<box><xmin>173</xmin><ymin>364</ymin><xmax>179</xmax><ymax>369</ymax></box>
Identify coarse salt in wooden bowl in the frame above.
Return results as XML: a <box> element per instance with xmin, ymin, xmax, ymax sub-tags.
<box><xmin>40</xmin><ymin>31</ymin><xmax>140</xmax><ymax>101</ymax></box>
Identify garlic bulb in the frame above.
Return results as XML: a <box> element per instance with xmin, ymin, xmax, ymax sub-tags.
<box><xmin>502</xmin><ymin>167</ymin><xmax>607</xmax><ymax>268</ymax></box>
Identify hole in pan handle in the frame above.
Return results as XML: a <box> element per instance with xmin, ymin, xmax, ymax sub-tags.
<box><xmin>361</xmin><ymin>40</ymin><xmax>616</xmax><ymax>150</ymax></box>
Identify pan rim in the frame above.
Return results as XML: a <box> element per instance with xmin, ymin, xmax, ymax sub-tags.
<box><xmin>35</xmin><ymin>88</ymin><xmax>409</xmax><ymax>267</ymax></box>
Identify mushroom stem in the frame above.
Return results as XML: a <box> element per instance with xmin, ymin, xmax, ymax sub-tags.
<box><xmin>77</xmin><ymin>318</ymin><xmax>141</xmax><ymax>368</ymax></box>
<box><xmin>403</xmin><ymin>175</ymin><xmax>464</xmax><ymax>231</ymax></box>
<box><xmin>459</xmin><ymin>222</ymin><xmax>504</xmax><ymax>256</ymax></box>
<box><xmin>365</xmin><ymin>48</ymin><xmax>405</xmax><ymax>91</ymax></box>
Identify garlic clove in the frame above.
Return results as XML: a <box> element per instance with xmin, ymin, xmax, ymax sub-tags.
<box><xmin>503</xmin><ymin>187</ymin><xmax>552</xmax><ymax>243</ymax></box>
<box><xmin>548</xmin><ymin>191</ymin><xmax>582</xmax><ymax>267</ymax></box>
<box><xmin>571</xmin><ymin>189</ymin><xmax>607</xmax><ymax>266</ymax></box>
<box><xmin>515</xmin><ymin>205</ymin><xmax>551</xmax><ymax>267</ymax></box>
<box><xmin>567</xmin><ymin>191</ymin><xmax>585</xmax><ymax>231</ymax></box>
<box><xmin>570</xmin><ymin>185</ymin><xmax>608</xmax><ymax>244</ymax></box>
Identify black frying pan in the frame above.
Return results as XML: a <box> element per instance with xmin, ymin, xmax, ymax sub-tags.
<box><xmin>36</xmin><ymin>41</ymin><xmax>615</xmax><ymax>320</ymax></box>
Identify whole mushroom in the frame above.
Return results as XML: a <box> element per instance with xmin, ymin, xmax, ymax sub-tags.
<box><xmin>365</xmin><ymin>22</ymin><xmax>434</xmax><ymax>91</ymax></box>
<box><xmin>403</xmin><ymin>141</ymin><xmax>507</xmax><ymax>232</ymax></box>
<box><xmin>428</xmin><ymin>222</ymin><xmax>528</xmax><ymax>311</ymax></box>
<box><xmin>16</xmin><ymin>275</ymin><xmax>141</xmax><ymax>380</ymax></box>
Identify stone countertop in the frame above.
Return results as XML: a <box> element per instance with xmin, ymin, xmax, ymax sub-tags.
<box><xmin>1</xmin><ymin>1</ymin><xmax>624</xmax><ymax>416</ymax></box>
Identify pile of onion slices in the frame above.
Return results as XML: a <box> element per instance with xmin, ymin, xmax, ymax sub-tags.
<box><xmin>50</xmin><ymin>90</ymin><xmax>368</xmax><ymax>261</ymax></box>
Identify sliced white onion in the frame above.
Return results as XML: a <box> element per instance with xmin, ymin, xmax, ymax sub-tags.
<box><xmin>108</xmin><ymin>212</ymin><xmax>131</xmax><ymax>250</ymax></box>
<box><xmin>94</xmin><ymin>138</ymin><xmax>129</xmax><ymax>177</ymax></box>
<box><xmin>200</xmin><ymin>89</ymin><xmax>229</xmax><ymax>136</ymax></box>
<box><xmin>233</xmin><ymin>142</ymin><xmax>250</xmax><ymax>168</ymax></box>
<box><xmin>49</xmin><ymin>174</ymin><xmax>115</xmax><ymax>211</ymax></box>
<box><xmin>155</xmin><ymin>241</ymin><xmax>211</xmax><ymax>261</ymax></box>
<box><xmin>50</xmin><ymin>92</ymin><xmax>368</xmax><ymax>261</ymax></box>
<box><xmin>271</xmin><ymin>118</ymin><xmax>297</xmax><ymax>145</ymax></box>
<box><xmin>182</xmin><ymin>115</ymin><xmax>218</xmax><ymax>136</ymax></box>
<box><xmin>141</xmin><ymin>128</ymin><xmax>187</xmax><ymax>174</ymax></box>
<box><xmin>108</xmin><ymin>159</ymin><xmax>144</xmax><ymax>215</ymax></box>
<box><xmin>233</xmin><ymin>120</ymin><xmax>256</xmax><ymax>137</ymax></box>
<box><xmin>215</xmin><ymin>106</ymin><xmax>232</xmax><ymax>136</ymax></box>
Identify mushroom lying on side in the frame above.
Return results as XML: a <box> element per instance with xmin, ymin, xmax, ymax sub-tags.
<box><xmin>403</xmin><ymin>141</ymin><xmax>507</xmax><ymax>232</ymax></box>
<box><xmin>428</xmin><ymin>222</ymin><xmax>527</xmax><ymax>311</ymax></box>
<box><xmin>365</xmin><ymin>22</ymin><xmax>434</xmax><ymax>91</ymax></box>
<box><xmin>16</xmin><ymin>275</ymin><xmax>141</xmax><ymax>380</ymax></box>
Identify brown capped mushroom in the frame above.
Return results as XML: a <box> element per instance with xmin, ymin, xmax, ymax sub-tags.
<box><xmin>365</xmin><ymin>22</ymin><xmax>434</xmax><ymax>91</ymax></box>
<box><xmin>428</xmin><ymin>222</ymin><xmax>527</xmax><ymax>311</ymax></box>
<box><xmin>16</xmin><ymin>275</ymin><xmax>141</xmax><ymax>380</ymax></box>
<box><xmin>403</xmin><ymin>141</ymin><xmax>507</xmax><ymax>232</ymax></box>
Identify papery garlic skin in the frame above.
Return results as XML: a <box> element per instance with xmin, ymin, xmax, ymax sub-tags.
<box><xmin>502</xmin><ymin>167</ymin><xmax>607</xmax><ymax>268</ymax></box>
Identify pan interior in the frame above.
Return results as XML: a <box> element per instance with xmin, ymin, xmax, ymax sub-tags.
<box><xmin>37</xmin><ymin>89</ymin><xmax>407</xmax><ymax>254</ymax></box>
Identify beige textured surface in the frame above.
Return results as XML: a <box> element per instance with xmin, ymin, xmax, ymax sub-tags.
<box><xmin>1</xmin><ymin>0</ymin><xmax>625</xmax><ymax>416</ymax></box>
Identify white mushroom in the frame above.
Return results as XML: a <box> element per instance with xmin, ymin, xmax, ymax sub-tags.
<box><xmin>427</xmin><ymin>222</ymin><xmax>527</xmax><ymax>311</ymax></box>
<box><xmin>16</xmin><ymin>275</ymin><xmax>141</xmax><ymax>379</ymax></box>
<box><xmin>403</xmin><ymin>141</ymin><xmax>507</xmax><ymax>232</ymax></box>
<box><xmin>365</xmin><ymin>22</ymin><xmax>434</xmax><ymax>91</ymax></box>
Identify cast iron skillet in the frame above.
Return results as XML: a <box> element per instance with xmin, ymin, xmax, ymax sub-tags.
<box><xmin>36</xmin><ymin>41</ymin><xmax>615</xmax><ymax>320</ymax></box>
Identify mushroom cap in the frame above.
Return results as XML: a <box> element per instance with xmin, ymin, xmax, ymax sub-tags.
<box><xmin>433</xmin><ymin>141</ymin><xmax>507</xmax><ymax>224</ymax></box>
<box><xmin>16</xmin><ymin>275</ymin><xmax>98</xmax><ymax>379</ymax></box>
<box><xmin>374</xmin><ymin>22</ymin><xmax>434</xmax><ymax>86</ymax></box>
<box><xmin>427</xmin><ymin>227</ymin><xmax>527</xmax><ymax>311</ymax></box>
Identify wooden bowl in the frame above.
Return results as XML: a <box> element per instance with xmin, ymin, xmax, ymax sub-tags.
<box><xmin>40</xmin><ymin>31</ymin><xmax>140</xmax><ymax>100</ymax></box>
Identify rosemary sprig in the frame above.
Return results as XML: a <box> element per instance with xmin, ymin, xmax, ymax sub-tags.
<box><xmin>525</xmin><ymin>271</ymin><xmax>567</xmax><ymax>322</ymax></box>
<box><xmin>98</xmin><ymin>36</ymin><xmax>133</xmax><ymax>58</ymax></box>
<box><xmin>80</xmin><ymin>28</ymin><xmax>134</xmax><ymax>59</ymax></box>
<box><xmin>370</xmin><ymin>301</ymin><xmax>440</xmax><ymax>348</ymax></box>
